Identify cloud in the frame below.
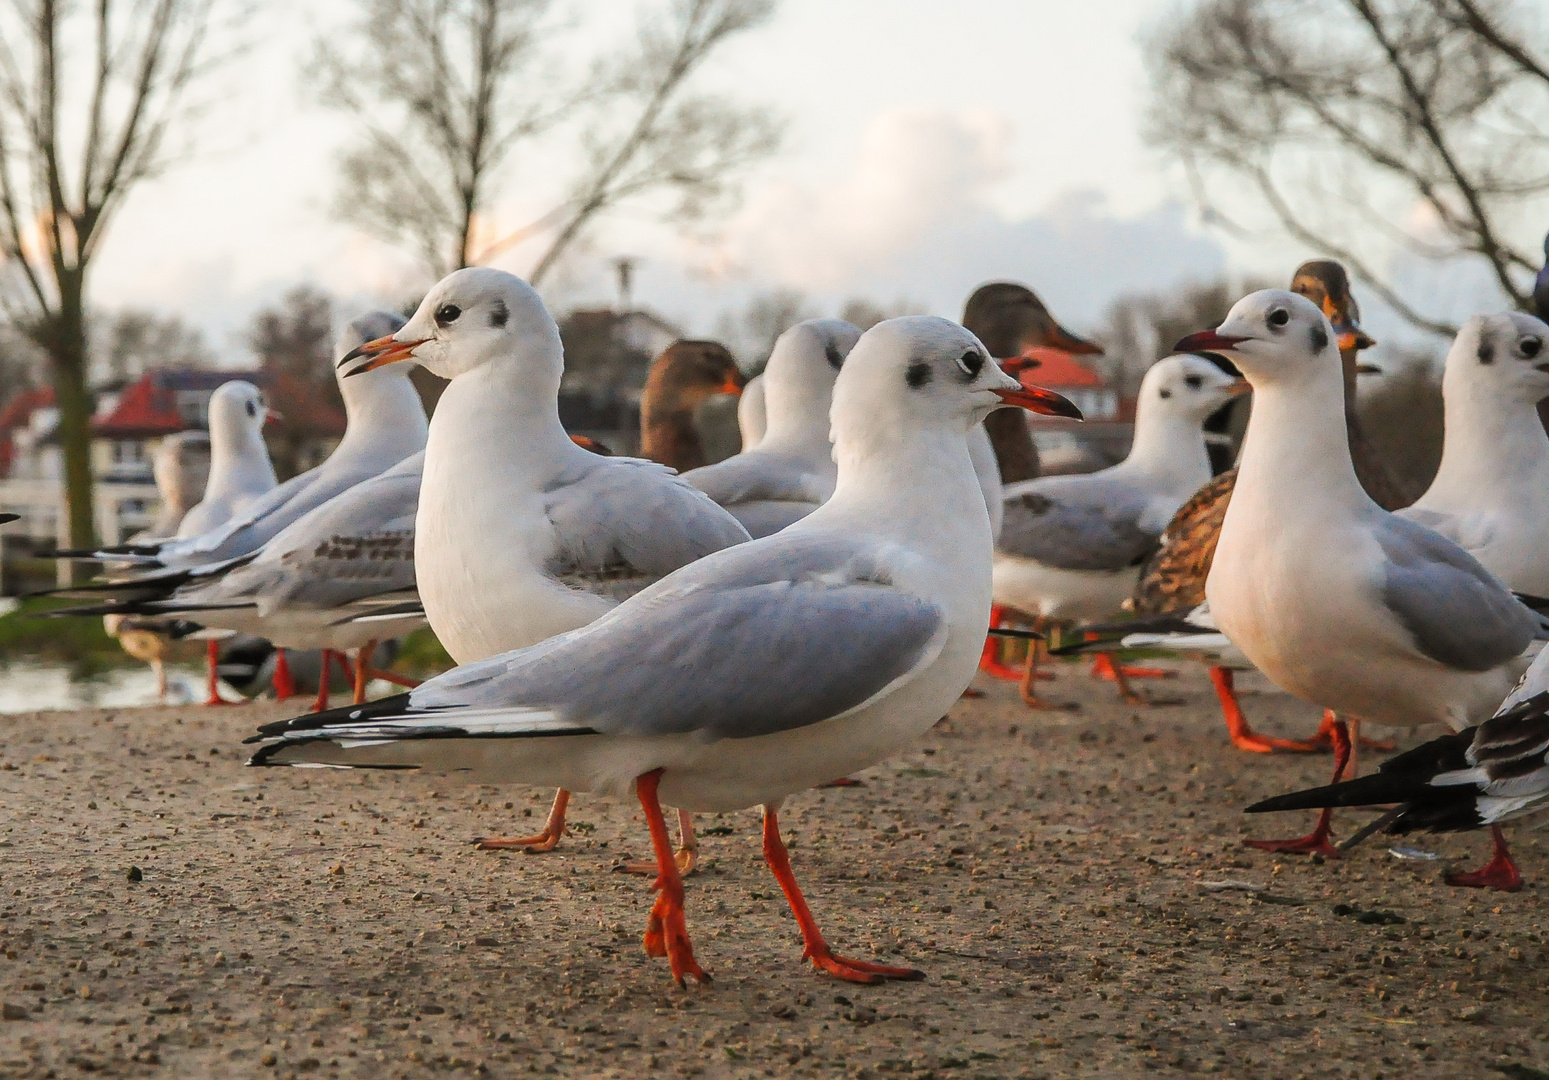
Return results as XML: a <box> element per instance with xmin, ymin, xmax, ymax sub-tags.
<box><xmin>691</xmin><ymin>108</ymin><xmax>1227</xmax><ymax>326</ymax></box>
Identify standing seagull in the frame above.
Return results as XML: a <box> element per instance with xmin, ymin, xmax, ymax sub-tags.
<box><xmin>143</xmin><ymin>431</ymin><xmax>211</xmax><ymax>539</ymax></box>
<box><xmin>1397</xmin><ymin>312</ymin><xmax>1549</xmax><ymax>596</ymax></box>
<box><xmin>990</xmin><ymin>354</ymin><xmax>1248</xmax><ymax>705</ymax></box>
<box><xmin>248</xmin><ymin>315</ymin><xmax>1082</xmax><ymax>985</ymax></box>
<box><xmin>1182</xmin><ymin>290</ymin><xmax>1544</xmax><ymax>857</ymax></box>
<box><xmin>173</xmin><ymin>382</ymin><xmax>278</xmax><ymax>539</ymax></box>
<box><xmin>682</xmin><ymin>319</ymin><xmax>860</xmax><ymax>538</ymax></box>
<box><xmin>335</xmin><ymin>268</ymin><xmax>752</xmax><ymax>866</ymax></box>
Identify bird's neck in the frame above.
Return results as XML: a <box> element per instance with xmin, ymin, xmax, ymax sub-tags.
<box><xmin>205</xmin><ymin>428</ymin><xmax>274</xmax><ymax>498</ymax></box>
<box><xmin>1120</xmin><ymin>408</ymin><xmax>1213</xmax><ymax>495</ymax></box>
<box><xmin>425</xmin><ymin>364</ymin><xmax>573</xmax><ymax>479</ymax></box>
<box><xmin>759</xmin><ymin>403</ymin><xmax>832</xmax><ymax>455</ymax></box>
<box><xmin>337</xmin><ymin>377</ymin><xmax>430</xmax><ymax>463</ymax></box>
<box><xmin>639</xmin><ymin>398</ymin><xmax>706</xmax><ymax>472</ymax></box>
<box><xmin>1235</xmin><ymin>378</ymin><xmax>1373</xmax><ymax>516</ymax></box>
<box><xmin>828</xmin><ymin>426</ymin><xmax>992</xmax><ymax>557</ymax></box>
<box><xmin>1426</xmin><ymin>383</ymin><xmax>1549</xmax><ymax>504</ymax></box>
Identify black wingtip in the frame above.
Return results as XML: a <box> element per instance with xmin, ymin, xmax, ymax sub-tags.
<box><xmin>249</xmin><ymin>692</ymin><xmax>416</xmax><ymax>742</ymax></box>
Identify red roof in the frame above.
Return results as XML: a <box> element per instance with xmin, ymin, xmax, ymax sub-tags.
<box><xmin>1015</xmin><ymin>347</ymin><xmax>1104</xmax><ymax>389</ymax></box>
<box><xmin>90</xmin><ymin>368</ymin><xmax>346</xmax><ymax>439</ymax></box>
<box><xmin>0</xmin><ymin>386</ymin><xmax>55</xmax><ymax>477</ymax></box>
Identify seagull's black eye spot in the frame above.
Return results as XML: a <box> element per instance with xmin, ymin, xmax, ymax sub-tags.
<box><xmin>1522</xmin><ymin>337</ymin><xmax>1542</xmax><ymax>358</ymax></box>
<box><xmin>245</xmin><ymin>401</ymin><xmax>257</xmax><ymax>418</ymax></box>
<box><xmin>1308</xmin><ymin>325</ymin><xmax>1328</xmax><ymax>353</ymax></box>
<box><xmin>1478</xmin><ymin>339</ymin><xmax>1495</xmax><ymax>365</ymax></box>
<box><xmin>824</xmin><ymin>341</ymin><xmax>844</xmax><ymax>370</ymax></box>
<box><xmin>905</xmin><ymin>361</ymin><xmax>933</xmax><ymax>389</ymax></box>
<box><xmin>955</xmin><ymin>350</ymin><xmax>985</xmax><ymax>379</ymax></box>
<box><xmin>434</xmin><ymin>303</ymin><xmax>462</xmax><ymax>328</ymax></box>
<box><xmin>1183</xmin><ymin>374</ymin><xmax>1202</xmax><ymax>390</ymax></box>
<box><xmin>1267</xmin><ymin>308</ymin><xmax>1290</xmax><ymax>329</ymax></box>
<box><xmin>489</xmin><ymin>300</ymin><xmax>508</xmax><ymax>329</ymax></box>
<box><xmin>1159</xmin><ymin>388</ymin><xmax>1172</xmax><ymax>399</ymax></box>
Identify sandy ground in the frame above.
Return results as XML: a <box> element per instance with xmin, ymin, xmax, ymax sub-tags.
<box><xmin>2</xmin><ymin>659</ymin><xmax>1549</xmax><ymax>1080</ymax></box>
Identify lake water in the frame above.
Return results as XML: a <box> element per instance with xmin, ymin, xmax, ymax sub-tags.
<box><xmin>0</xmin><ymin>661</ymin><xmax>213</xmax><ymax>713</ymax></box>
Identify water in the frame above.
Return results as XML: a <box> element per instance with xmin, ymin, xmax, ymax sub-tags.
<box><xmin>0</xmin><ymin>661</ymin><xmax>211</xmax><ymax>713</ymax></box>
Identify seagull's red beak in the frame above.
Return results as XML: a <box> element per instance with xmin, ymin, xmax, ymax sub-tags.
<box><xmin>993</xmin><ymin>384</ymin><xmax>1084</xmax><ymax>420</ymax></box>
<box><xmin>1174</xmin><ymin>330</ymin><xmax>1250</xmax><ymax>354</ymax></box>
<box><xmin>337</xmin><ymin>334</ymin><xmax>430</xmax><ymax>377</ymax></box>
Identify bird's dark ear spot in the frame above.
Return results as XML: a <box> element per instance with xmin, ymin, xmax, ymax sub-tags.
<box><xmin>1159</xmin><ymin>388</ymin><xmax>1172</xmax><ymax>400</ymax></box>
<box><xmin>1308</xmin><ymin>324</ymin><xmax>1328</xmax><ymax>353</ymax></box>
<box><xmin>906</xmin><ymin>361</ymin><xmax>933</xmax><ymax>389</ymax></box>
<box><xmin>489</xmin><ymin>299</ymin><xmax>508</xmax><ymax>329</ymax></box>
<box><xmin>824</xmin><ymin>341</ymin><xmax>844</xmax><ymax>370</ymax></box>
<box><xmin>1478</xmin><ymin>339</ymin><xmax>1495</xmax><ymax>365</ymax></box>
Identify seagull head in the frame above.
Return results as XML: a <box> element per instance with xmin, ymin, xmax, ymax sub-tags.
<box><xmin>1290</xmin><ymin>260</ymin><xmax>1374</xmax><ymax>354</ymax></box>
<box><xmin>761</xmin><ymin>318</ymin><xmax>862</xmax><ymax>429</ymax></box>
<box><xmin>337</xmin><ymin>268</ymin><xmax>559</xmax><ymax>385</ymax></box>
<box><xmin>1141</xmin><ymin>353</ymin><xmax>1251</xmax><ymax>422</ymax></box>
<box><xmin>206</xmin><ymin>380</ymin><xmax>274</xmax><ymax>448</ymax></box>
<box><xmin>1448</xmin><ymin>311</ymin><xmax>1549</xmax><ymax>406</ymax></box>
<box><xmin>1175</xmin><ymin>290</ymin><xmax>1336</xmax><ymax>389</ymax></box>
<box><xmin>834</xmin><ymin>316</ymin><xmax>1082</xmax><ymax>449</ymax></box>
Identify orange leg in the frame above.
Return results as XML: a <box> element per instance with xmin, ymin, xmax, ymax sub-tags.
<box><xmin>979</xmin><ymin>605</ymin><xmax>1026</xmax><ymax>680</ymax></box>
<box><xmin>1445</xmin><ymin>824</ymin><xmax>1523</xmax><ymax>892</ymax></box>
<box><xmin>1210</xmin><ymin>667</ymin><xmax>1323</xmax><ymax>753</ymax></box>
<box><xmin>1244</xmin><ymin>712</ymin><xmax>1350</xmax><ymax>859</ymax></box>
<box><xmin>1019</xmin><ymin>634</ymin><xmax>1071</xmax><ymax>710</ymax></box>
<box><xmin>203</xmin><ymin>640</ymin><xmax>233</xmax><ymax>706</ymax></box>
<box><xmin>352</xmin><ymin>640</ymin><xmax>376</xmax><ymax>705</ymax></box>
<box><xmin>618</xmin><ymin>808</ymin><xmax>699</xmax><ymax>875</ymax></box>
<box><xmin>1301</xmin><ymin>710</ymin><xmax>1396</xmax><ymax>753</ymax></box>
<box><xmin>272</xmin><ymin>647</ymin><xmax>297</xmax><ymax>701</ymax></box>
<box><xmin>310</xmin><ymin>650</ymin><xmax>338</xmax><ymax>713</ymax></box>
<box><xmin>1088</xmin><ymin>650</ymin><xmax>1175</xmax><ymax>681</ymax></box>
<box><xmin>637</xmin><ymin>770</ymin><xmax>708</xmax><ymax>985</ymax></box>
<box><xmin>762</xmin><ymin>802</ymin><xmax>924</xmax><ymax>984</ymax></box>
<box><xmin>476</xmin><ymin>788</ymin><xmax>570</xmax><ymax>852</ymax></box>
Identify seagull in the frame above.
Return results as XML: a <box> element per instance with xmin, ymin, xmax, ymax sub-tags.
<box><xmin>334</xmin><ymin>267</ymin><xmax>752</xmax><ymax>866</ymax></box>
<box><xmin>1128</xmin><ymin>260</ymin><xmax>1403</xmax><ymax>754</ymax></box>
<box><xmin>143</xmin><ymin>430</ymin><xmax>211</xmax><ymax>540</ymax></box>
<box><xmin>106</xmin><ymin>313</ymin><xmax>427</xmax><ymax>572</ymax></box>
<box><xmin>247</xmin><ymin>314</ymin><xmax>1082</xmax><ymax>986</ymax></box>
<box><xmin>171</xmin><ymin>382</ymin><xmax>277</xmax><ymax>540</ymax></box>
<box><xmin>1247</xmin><ymin>645</ymin><xmax>1549</xmax><ymax>891</ymax></box>
<box><xmin>989</xmin><ymin>354</ymin><xmax>1248</xmax><ymax>706</ymax></box>
<box><xmin>682</xmin><ymin>319</ymin><xmax>860</xmax><ymax>538</ymax></box>
<box><xmin>1396</xmin><ymin>312</ymin><xmax>1549</xmax><ymax>596</ymax></box>
<box><xmin>59</xmin><ymin>451</ymin><xmax>427</xmax><ymax>712</ymax></box>
<box><xmin>1181</xmin><ymin>289</ymin><xmax>1546</xmax><ymax>858</ymax></box>
<box><xmin>639</xmin><ymin>340</ymin><xmax>745</xmax><ymax>472</ymax></box>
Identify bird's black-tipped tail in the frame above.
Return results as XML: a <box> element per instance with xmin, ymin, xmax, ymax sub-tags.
<box><xmin>1047</xmin><ymin>612</ymin><xmax>1203</xmax><ymax>656</ymax></box>
<box><xmin>1247</xmin><ymin>729</ymin><xmax>1475</xmax><ymax>814</ymax></box>
<box><xmin>249</xmin><ymin>692</ymin><xmax>416</xmax><ymax>743</ymax></box>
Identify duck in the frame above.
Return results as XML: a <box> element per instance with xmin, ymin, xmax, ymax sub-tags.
<box><xmin>639</xmin><ymin>340</ymin><xmax>745</xmax><ymax>472</ymax></box>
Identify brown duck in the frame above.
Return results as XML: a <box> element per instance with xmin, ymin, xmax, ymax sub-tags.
<box><xmin>639</xmin><ymin>340</ymin><xmax>745</xmax><ymax>472</ymax></box>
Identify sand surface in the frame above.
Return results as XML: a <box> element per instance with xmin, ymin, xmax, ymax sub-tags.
<box><xmin>2</xmin><ymin>660</ymin><xmax>1548</xmax><ymax>1079</ymax></box>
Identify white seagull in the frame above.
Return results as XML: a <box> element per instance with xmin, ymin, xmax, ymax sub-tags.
<box><xmin>172</xmin><ymin>382</ymin><xmax>278</xmax><ymax>539</ymax></box>
<box><xmin>334</xmin><ymin>268</ymin><xmax>752</xmax><ymax>864</ymax></box>
<box><xmin>114</xmin><ymin>313</ymin><xmax>427</xmax><ymax>571</ymax></box>
<box><xmin>683</xmin><ymin>319</ymin><xmax>860</xmax><ymax>538</ymax></box>
<box><xmin>737</xmin><ymin>372</ymin><xmax>766</xmax><ymax>450</ymax></box>
<box><xmin>1182</xmin><ymin>290</ymin><xmax>1547</xmax><ymax>857</ymax></box>
<box><xmin>1397</xmin><ymin>312</ymin><xmax>1549</xmax><ymax>596</ymax></box>
<box><xmin>143</xmin><ymin>430</ymin><xmax>212</xmax><ymax>540</ymax></box>
<box><xmin>989</xmin><ymin>353</ymin><xmax>1248</xmax><ymax>703</ymax></box>
<box><xmin>247</xmin><ymin>314</ymin><xmax>1082</xmax><ymax>985</ymax></box>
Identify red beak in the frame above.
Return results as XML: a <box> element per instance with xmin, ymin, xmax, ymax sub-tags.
<box><xmin>993</xmin><ymin>385</ymin><xmax>1084</xmax><ymax>420</ymax></box>
<box><xmin>1174</xmin><ymin>330</ymin><xmax>1250</xmax><ymax>354</ymax></box>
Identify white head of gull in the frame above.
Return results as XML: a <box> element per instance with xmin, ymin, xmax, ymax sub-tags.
<box><xmin>682</xmin><ymin>318</ymin><xmax>860</xmax><ymax>537</ymax></box>
<box><xmin>1398</xmin><ymin>311</ymin><xmax>1549</xmax><ymax>596</ymax></box>
<box><xmin>248</xmin><ymin>314</ymin><xmax>1081</xmax><ymax>986</ymax></box>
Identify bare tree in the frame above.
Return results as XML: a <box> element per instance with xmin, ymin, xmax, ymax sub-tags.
<box><xmin>247</xmin><ymin>285</ymin><xmax>337</xmax><ymax>480</ymax></box>
<box><xmin>0</xmin><ymin>0</ymin><xmax>238</xmax><ymax>548</ymax></box>
<box><xmin>713</xmin><ymin>287</ymin><xmax>810</xmax><ymax>371</ymax></box>
<box><xmin>521</xmin><ymin>0</ymin><xmax>783</xmax><ymax>284</ymax></box>
<box><xmin>1144</xmin><ymin>0</ymin><xmax>1549</xmax><ymax>336</ymax></box>
<box><xmin>317</xmin><ymin>0</ymin><xmax>575</xmax><ymax>277</ymax></box>
<box><xmin>1097</xmin><ymin>277</ymin><xmax>1273</xmax><ymax>398</ymax></box>
<box><xmin>322</xmin><ymin>0</ymin><xmax>782</xmax><ymax>284</ymax></box>
<box><xmin>93</xmin><ymin>309</ymin><xmax>214</xmax><ymax>384</ymax></box>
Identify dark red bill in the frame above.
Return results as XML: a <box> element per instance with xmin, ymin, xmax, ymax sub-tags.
<box><xmin>1174</xmin><ymin>330</ymin><xmax>1250</xmax><ymax>354</ymax></box>
<box><xmin>993</xmin><ymin>385</ymin><xmax>1083</xmax><ymax>420</ymax></box>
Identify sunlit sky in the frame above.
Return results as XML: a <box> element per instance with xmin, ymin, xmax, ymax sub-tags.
<box><xmin>76</xmin><ymin>0</ymin><xmax>1485</xmax><ymax>361</ymax></box>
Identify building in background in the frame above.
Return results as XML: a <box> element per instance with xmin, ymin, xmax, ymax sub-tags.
<box><xmin>557</xmin><ymin>308</ymin><xmax>681</xmax><ymax>454</ymax></box>
<box><xmin>1014</xmin><ymin>346</ymin><xmax>1136</xmax><ymax>474</ymax></box>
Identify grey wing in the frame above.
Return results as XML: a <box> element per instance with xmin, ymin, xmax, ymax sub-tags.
<box><xmin>997</xmin><ymin>483</ymin><xmax>1159</xmax><ymax>572</ymax></box>
<box><xmin>543</xmin><ymin>458</ymin><xmax>751</xmax><ymax>596</ymax></box>
<box><xmin>416</xmin><ymin>537</ymin><xmax>946</xmax><ymax>740</ymax></box>
<box><xmin>1374</xmin><ymin>515</ymin><xmax>1540</xmax><ymax>672</ymax></box>
<box><xmin>681</xmin><ymin>451</ymin><xmax>828</xmax><ymax>508</ymax></box>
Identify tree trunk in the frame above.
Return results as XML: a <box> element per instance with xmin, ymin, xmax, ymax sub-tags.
<box><xmin>47</xmin><ymin>274</ymin><xmax>96</xmax><ymax>552</ymax></box>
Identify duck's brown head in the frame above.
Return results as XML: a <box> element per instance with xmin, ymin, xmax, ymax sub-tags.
<box><xmin>640</xmin><ymin>340</ymin><xmax>744</xmax><ymax>471</ymax></box>
<box><xmin>1290</xmin><ymin>260</ymin><xmax>1375</xmax><ymax>354</ymax></box>
<box><xmin>961</xmin><ymin>281</ymin><xmax>1102</xmax><ymax>361</ymax></box>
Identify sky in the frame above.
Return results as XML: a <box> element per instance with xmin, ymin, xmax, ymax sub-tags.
<box><xmin>70</xmin><ymin>0</ymin><xmax>1411</xmax><ymax>363</ymax></box>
